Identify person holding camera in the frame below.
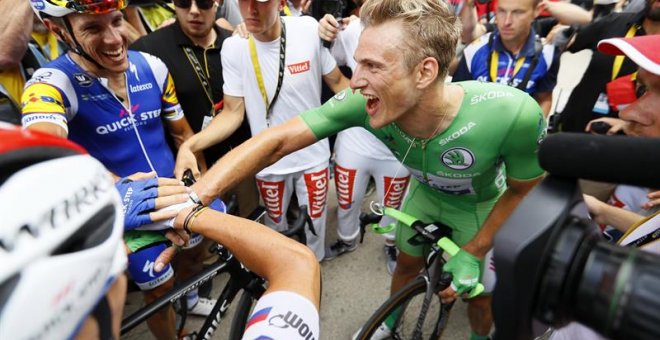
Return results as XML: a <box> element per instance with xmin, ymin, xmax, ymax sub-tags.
<box><xmin>189</xmin><ymin>0</ymin><xmax>546</xmax><ymax>339</ymax></box>
<box><xmin>549</xmin><ymin>33</ymin><xmax>660</xmax><ymax>340</ymax></box>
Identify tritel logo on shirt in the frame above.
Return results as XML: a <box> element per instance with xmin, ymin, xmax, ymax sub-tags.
<box><xmin>288</xmin><ymin>61</ymin><xmax>310</xmax><ymax>75</ymax></box>
<box><xmin>304</xmin><ymin>168</ymin><xmax>329</xmax><ymax>219</ymax></box>
<box><xmin>335</xmin><ymin>165</ymin><xmax>356</xmax><ymax>209</ymax></box>
<box><xmin>257</xmin><ymin>180</ymin><xmax>285</xmax><ymax>223</ymax></box>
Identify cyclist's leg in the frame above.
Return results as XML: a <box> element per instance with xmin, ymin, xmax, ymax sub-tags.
<box><xmin>256</xmin><ymin>173</ymin><xmax>294</xmax><ymax>232</ymax></box>
<box><xmin>295</xmin><ymin>162</ymin><xmax>330</xmax><ymax>260</ymax></box>
<box><xmin>74</xmin><ymin>274</ymin><xmax>128</xmax><ymax>340</ymax></box>
<box><xmin>447</xmin><ymin>199</ymin><xmax>498</xmax><ymax>339</ymax></box>
<box><xmin>126</xmin><ymin>237</ymin><xmax>177</xmax><ymax>339</ymax></box>
<box><xmin>392</xmin><ymin>180</ymin><xmax>430</xmax><ymax>293</ymax></box>
<box><xmin>334</xmin><ymin>139</ymin><xmax>372</xmax><ymax>242</ymax></box>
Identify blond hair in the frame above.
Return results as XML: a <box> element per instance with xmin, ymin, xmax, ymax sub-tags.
<box><xmin>360</xmin><ymin>0</ymin><xmax>461</xmax><ymax>79</ymax></box>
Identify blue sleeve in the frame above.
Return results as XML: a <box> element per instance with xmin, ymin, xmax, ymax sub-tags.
<box><xmin>451</xmin><ymin>56</ymin><xmax>472</xmax><ymax>82</ymax></box>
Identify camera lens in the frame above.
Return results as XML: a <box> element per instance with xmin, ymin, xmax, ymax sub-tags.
<box><xmin>574</xmin><ymin>243</ymin><xmax>660</xmax><ymax>340</ymax></box>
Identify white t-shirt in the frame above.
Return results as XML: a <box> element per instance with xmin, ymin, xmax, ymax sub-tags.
<box><xmin>222</xmin><ymin>16</ymin><xmax>333</xmax><ymax>176</ymax></box>
<box><xmin>331</xmin><ymin>19</ymin><xmax>398</xmax><ymax>161</ymax></box>
<box><xmin>242</xmin><ymin>291</ymin><xmax>319</xmax><ymax>340</ymax></box>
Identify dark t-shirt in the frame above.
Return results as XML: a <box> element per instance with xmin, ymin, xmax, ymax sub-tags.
<box><xmin>559</xmin><ymin>12</ymin><xmax>644</xmax><ymax>132</ymax></box>
<box><xmin>131</xmin><ymin>22</ymin><xmax>252</xmax><ymax>165</ymax></box>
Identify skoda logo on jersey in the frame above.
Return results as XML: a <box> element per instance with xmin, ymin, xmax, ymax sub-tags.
<box><xmin>333</xmin><ymin>90</ymin><xmax>347</xmax><ymax>101</ymax></box>
<box><xmin>441</xmin><ymin>147</ymin><xmax>475</xmax><ymax>170</ymax></box>
<box><xmin>30</xmin><ymin>0</ymin><xmax>45</xmax><ymax>10</ymax></box>
<box><xmin>73</xmin><ymin>73</ymin><xmax>93</xmax><ymax>87</ymax></box>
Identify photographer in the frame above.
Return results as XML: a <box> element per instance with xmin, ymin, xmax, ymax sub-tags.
<box><xmin>493</xmin><ymin>34</ymin><xmax>660</xmax><ymax>340</ymax></box>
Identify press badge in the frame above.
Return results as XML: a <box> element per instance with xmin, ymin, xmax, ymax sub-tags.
<box><xmin>201</xmin><ymin>111</ymin><xmax>216</xmax><ymax>130</ymax></box>
<box><xmin>593</xmin><ymin>92</ymin><xmax>610</xmax><ymax>115</ymax></box>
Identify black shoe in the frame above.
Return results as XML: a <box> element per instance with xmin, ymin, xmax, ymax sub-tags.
<box><xmin>324</xmin><ymin>239</ymin><xmax>358</xmax><ymax>261</ymax></box>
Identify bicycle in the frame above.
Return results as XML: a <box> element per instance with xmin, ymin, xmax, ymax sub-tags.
<box><xmin>354</xmin><ymin>206</ymin><xmax>484</xmax><ymax>340</ymax></box>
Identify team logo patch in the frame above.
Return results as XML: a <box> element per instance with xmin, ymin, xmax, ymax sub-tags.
<box><xmin>257</xmin><ymin>180</ymin><xmax>285</xmax><ymax>223</ymax></box>
<box><xmin>30</xmin><ymin>0</ymin><xmax>45</xmax><ymax>10</ymax></box>
<box><xmin>73</xmin><ymin>73</ymin><xmax>93</xmax><ymax>87</ymax></box>
<box><xmin>304</xmin><ymin>168</ymin><xmax>329</xmax><ymax>219</ymax></box>
<box><xmin>333</xmin><ymin>89</ymin><xmax>347</xmax><ymax>101</ymax></box>
<box><xmin>31</xmin><ymin>71</ymin><xmax>52</xmax><ymax>83</ymax></box>
<box><xmin>335</xmin><ymin>165</ymin><xmax>356</xmax><ymax>209</ymax></box>
<box><xmin>441</xmin><ymin>147</ymin><xmax>475</xmax><ymax>170</ymax></box>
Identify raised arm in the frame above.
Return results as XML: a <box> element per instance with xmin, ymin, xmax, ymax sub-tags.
<box><xmin>174</xmin><ymin>94</ymin><xmax>245</xmax><ymax>179</ymax></box>
<box><xmin>192</xmin><ymin>116</ymin><xmax>318</xmax><ymax>204</ymax></box>
<box><xmin>173</xmin><ymin>206</ymin><xmax>321</xmax><ymax>308</ymax></box>
<box><xmin>323</xmin><ymin>67</ymin><xmax>351</xmax><ymax>94</ymax></box>
<box><xmin>0</xmin><ymin>0</ymin><xmax>33</xmax><ymax>70</ymax></box>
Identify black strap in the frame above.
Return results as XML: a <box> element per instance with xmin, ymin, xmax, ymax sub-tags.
<box><xmin>268</xmin><ymin>18</ymin><xmax>287</xmax><ymax>120</ymax></box>
<box><xmin>182</xmin><ymin>46</ymin><xmax>215</xmax><ymax>114</ymax></box>
<box><xmin>92</xmin><ymin>296</ymin><xmax>115</xmax><ymax>340</ymax></box>
<box><xmin>487</xmin><ymin>32</ymin><xmax>543</xmax><ymax>91</ymax></box>
<box><xmin>516</xmin><ymin>36</ymin><xmax>543</xmax><ymax>91</ymax></box>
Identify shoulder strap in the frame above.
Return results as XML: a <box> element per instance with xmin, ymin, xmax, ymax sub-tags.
<box><xmin>516</xmin><ymin>35</ymin><xmax>543</xmax><ymax>91</ymax></box>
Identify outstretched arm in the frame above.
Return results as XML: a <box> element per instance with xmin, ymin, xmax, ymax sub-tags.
<box><xmin>192</xmin><ymin>116</ymin><xmax>319</xmax><ymax>204</ymax></box>
<box><xmin>173</xmin><ymin>206</ymin><xmax>321</xmax><ymax>308</ymax></box>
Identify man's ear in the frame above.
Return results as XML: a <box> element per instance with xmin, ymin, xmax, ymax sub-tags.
<box><xmin>44</xmin><ymin>19</ymin><xmax>69</xmax><ymax>44</ymax></box>
<box><xmin>416</xmin><ymin>57</ymin><xmax>440</xmax><ymax>89</ymax></box>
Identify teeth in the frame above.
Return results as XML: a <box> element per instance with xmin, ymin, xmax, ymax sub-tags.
<box><xmin>103</xmin><ymin>48</ymin><xmax>122</xmax><ymax>57</ymax></box>
<box><xmin>363</xmin><ymin>94</ymin><xmax>377</xmax><ymax>100</ymax></box>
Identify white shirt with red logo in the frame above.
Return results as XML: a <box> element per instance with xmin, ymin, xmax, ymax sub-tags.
<box><xmin>222</xmin><ymin>16</ymin><xmax>334</xmax><ymax>176</ymax></box>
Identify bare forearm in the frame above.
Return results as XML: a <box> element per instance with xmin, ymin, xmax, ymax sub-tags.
<box><xmin>464</xmin><ymin>178</ymin><xmax>542</xmax><ymax>257</ymax></box>
<box><xmin>0</xmin><ymin>0</ymin><xmax>33</xmax><ymax>70</ymax></box>
<box><xmin>187</xmin><ymin>210</ymin><xmax>321</xmax><ymax>308</ymax></box>
<box><xmin>545</xmin><ymin>2</ymin><xmax>592</xmax><ymax>25</ymax></box>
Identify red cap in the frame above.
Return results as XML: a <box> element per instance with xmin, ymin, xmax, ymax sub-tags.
<box><xmin>597</xmin><ymin>35</ymin><xmax>660</xmax><ymax>76</ymax></box>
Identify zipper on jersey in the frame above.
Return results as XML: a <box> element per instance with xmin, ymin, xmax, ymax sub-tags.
<box><xmin>121</xmin><ymin>73</ymin><xmax>158</xmax><ymax>175</ymax></box>
<box><xmin>421</xmin><ymin>139</ymin><xmax>429</xmax><ymax>183</ymax></box>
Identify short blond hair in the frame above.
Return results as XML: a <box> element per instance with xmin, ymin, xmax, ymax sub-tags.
<box><xmin>360</xmin><ymin>0</ymin><xmax>461</xmax><ymax>79</ymax></box>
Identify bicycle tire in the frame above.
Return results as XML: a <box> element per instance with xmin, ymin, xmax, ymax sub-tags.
<box><xmin>228</xmin><ymin>290</ymin><xmax>258</xmax><ymax>340</ymax></box>
<box><xmin>358</xmin><ymin>276</ymin><xmax>451</xmax><ymax>340</ymax></box>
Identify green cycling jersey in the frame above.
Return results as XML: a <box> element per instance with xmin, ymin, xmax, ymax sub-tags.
<box><xmin>301</xmin><ymin>81</ymin><xmax>545</xmax><ymax>255</ymax></box>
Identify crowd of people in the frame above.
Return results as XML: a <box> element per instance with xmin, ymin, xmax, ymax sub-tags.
<box><xmin>0</xmin><ymin>0</ymin><xmax>659</xmax><ymax>339</ymax></box>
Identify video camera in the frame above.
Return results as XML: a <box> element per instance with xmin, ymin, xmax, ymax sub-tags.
<box><xmin>310</xmin><ymin>0</ymin><xmax>346</xmax><ymax>21</ymax></box>
<box><xmin>492</xmin><ymin>133</ymin><xmax>660</xmax><ymax>340</ymax></box>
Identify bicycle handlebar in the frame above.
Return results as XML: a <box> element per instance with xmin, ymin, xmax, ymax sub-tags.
<box><xmin>372</xmin><ymin>206</ymin><xmax>485</xmax><ymax>298</ymax></box>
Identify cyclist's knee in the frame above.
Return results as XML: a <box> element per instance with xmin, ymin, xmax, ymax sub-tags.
<box><xmin>143</xmin><ymin>277</ymin><xmax>175</xmax><ymax>302</ymax></box>
<box><xmin>394</xmin><ymin>252</ymin><xmax>424</xmax><ymax>276</ymax></box>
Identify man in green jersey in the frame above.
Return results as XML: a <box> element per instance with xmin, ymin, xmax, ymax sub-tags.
<box><xmin>190</xmin><ymin>0</ymin><xmax>545</xmax><ymax>338</ymax></box>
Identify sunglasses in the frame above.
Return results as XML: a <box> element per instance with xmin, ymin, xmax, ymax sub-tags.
<box><xmin>173</xmin><ymin>0</ymin><xmax>215</xmax><ymax>10</ymax></box>
<box><xmin>65</xmin><ymin>0</ymin><xmax>127</xmax><ymax>14</ymax></box>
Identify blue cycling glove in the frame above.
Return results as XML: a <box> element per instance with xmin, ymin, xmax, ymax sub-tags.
<box><xmin>115</xmin><ymin>177</ymin><xmax>159</xmax><ymax>230</ymax></box>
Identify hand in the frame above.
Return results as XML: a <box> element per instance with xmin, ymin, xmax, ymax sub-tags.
<box><xmin>643</xmin><ymin>190</ymin><xmax>660</xmax><ymax>210</ymax></box>
<box><xmin>233</xmin><ymin>21</ymin><xmax>249</xmax><ymax>39</ymax></box>
<box><xmin>583</xmin><ymin>194</ymin><xmax>608</xmax><ymax>224</ymax></box>
<box><xmin>153</xmin><ymin>229</ymin><xmax>191</xmax><ymax>272</ymax></box>
<box><xmin>319</xmin><ymin>14</ymin><xmax>341</xmax><ymax>43</ymax></box>
<box><xmin>439</xmin><ymin>249</ymin><xmax>482</xmax><ymax>303</ymax></box>
<box><xmin>585</xmin><ymin>117</ymin><xmax>627</xmax><ymax>135</ymax></box>
<box><xmin>116</xmin><ymin>172</ymin><xmax>190</xmax><ymax>230</ymax></box>
<box><xmin>174</xmin><ymin>143</ymin><xmax>201</xmax><ymax>181</ymax></box>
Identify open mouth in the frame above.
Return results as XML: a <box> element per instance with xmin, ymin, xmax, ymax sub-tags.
<box><xmin>102</xmin><ymin>47</ymin><xmax>124</xmax><ymax>62</ymax></box>
<box><xmin>364</xmin><ymin>93</ymin><xmax>380</xmax><ymax>117</ymax></box>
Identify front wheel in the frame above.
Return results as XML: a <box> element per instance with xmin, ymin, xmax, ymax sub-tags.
<box><xmin>357</xmin><ymin>276</ymin><xmax>452</xmax><ymax>340</ymax></box>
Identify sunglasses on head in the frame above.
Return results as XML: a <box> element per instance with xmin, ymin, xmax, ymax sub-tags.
<box><xmin>67</xmin><ymin>0</ymin><xmax>127</xmax><ymax>14</ymax></box>
<box><xmin>173</xmin><ymin>0</ymin><xmax>215</xmax><ymax>10</ymax></box>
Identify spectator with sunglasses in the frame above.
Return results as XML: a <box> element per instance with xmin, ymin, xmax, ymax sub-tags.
<box><xmin>21</xmin><ymin>0</ymin><xmax>204</xmax><ymax>338</ymax></box>
<box><xmin>131</xmin><ymin>0</ymin><xmax>258</xmax><ymax>218</ymax></box>
<box><xmin>175</xmin><ymin>0</ymin><xmax>350</xmax><ymax>260</ymax></box>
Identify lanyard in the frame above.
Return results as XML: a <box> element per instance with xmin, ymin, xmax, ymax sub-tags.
<box><xmin>249</xmin><ymin>18</ymin><xmax>286</xmax><ymax>125</ymax></box>
<box><xmin>282</xmin><ymin>3</ymin><xmax>292</xmax><ymax>16</ymax></box>
<box><xmin>490</xmin><ymin>50</ymin><xmax>526</xmax><ymax>85</ymax></box>
<box><xmin>182</xmin><ymin>46</ymin><xmax>215</xmax><ymax>115</ymax></box>
<box><xmin>611</xmin><ymin>25</ymin><xmax>638</xmax><ymax>81</ymax></box>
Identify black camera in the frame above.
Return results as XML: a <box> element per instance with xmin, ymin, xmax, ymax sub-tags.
<box><xmin>492</xmin><ymin>134</ymin><xmax>660</xmax><ymax>340</ymax></box>
<box><xmin>310</xmin><ymin>0</ymin><xmax>346</xmax><ymax>21</ymax></box>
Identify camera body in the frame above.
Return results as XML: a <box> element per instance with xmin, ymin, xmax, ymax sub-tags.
<box><xmin>310</xmin><ymin>0</ymin><xmax>346</xmax><ymax>21</ymax></box>
<box><xmin>493</xmin><ymin>175</ymin><xmax>660</xmax><ymax>340</ymax></box>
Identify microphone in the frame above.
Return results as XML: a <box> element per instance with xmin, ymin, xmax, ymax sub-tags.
<box><xmin>538</xmin><ymin>133</ymin><xmax>660</xmax><ymax>188</ymax></box>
